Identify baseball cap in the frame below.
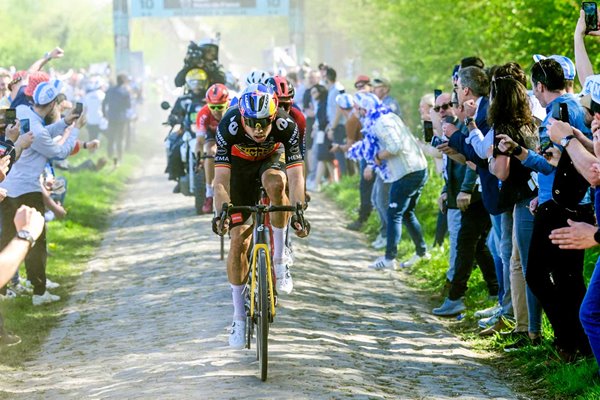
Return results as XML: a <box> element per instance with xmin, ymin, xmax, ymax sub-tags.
<box><xmin>580</xmin><ymin>74</ymin><xmax>600</xmax><ymax>104</ymax></box>
<box><xmin>579</xmin><ymin>94</ymin><xmax>592</xmax><ymax>110</ymax></box>
<box><xmin>24</xmin><ymin>71</ymin><xmax>50</xmax><ymax>97</ymax></box>
<box><xmin>354</xmin><ymin>75</ymin><xmax>370</xmax><ymax>89</ymax></box>
<box><xmin>33</xmin><ymin>79</ymin><xmax>63</xmax><ymax>106</ymax></box>
<box><xmin>372</xmin><ymin>77</ymin><xmax>391</xmax><ymax>88</ymax></box>
<box><xmin>533</xmin><ymin>54</ymin><xmax>576</xmax><ymax>80</ymax></box>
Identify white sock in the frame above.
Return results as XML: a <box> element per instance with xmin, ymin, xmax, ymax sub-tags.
<box><xmin>206</xmin><ymin>184</ymin><xmax>214</xmax><ymax>198</ymax></box>
<box><xmin>231</xmin><ymin>284</ymin><xmax>245</xmax><ymax>320</ymax></box>
<box><xmin>272</xmin><ymin>226</ymin><xmax>285</xmax><ymax>265</ymax></box>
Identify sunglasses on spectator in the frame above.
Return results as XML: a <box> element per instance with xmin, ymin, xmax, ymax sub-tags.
<box><xmin>243</xmin><ymin>116</ymin><xmax>272</xmax><ymax>129</ymax></box>
<box><xmin>355</xmin><ymin>81</ymin><xmax>370</xmax><ymax>89</ymax></box>
<box><xmin>433</xmin><ymin>102</ymin><xmax>452</xmax><ymax>112</ymax></box>
<box><xmin>208</xmin><ymin>103</ymin><xmax>228</xmax><ymax>111</ymax></box>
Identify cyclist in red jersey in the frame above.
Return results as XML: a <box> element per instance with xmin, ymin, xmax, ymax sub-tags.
<box><xmin>195</xmin><ymin>83</ymin><xmax>230</xmax><ymax>213</ymax></box>
<box><xmin>266</xmin><ymin>76</ymin><xmax>306</xmax><ymax>156</ymax></box>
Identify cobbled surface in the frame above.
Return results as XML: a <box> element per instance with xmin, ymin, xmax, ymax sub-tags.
<box><xmin>0</xmin><ymin>154</ymin><xmax>527</xmax><ymax>400</ymax></box>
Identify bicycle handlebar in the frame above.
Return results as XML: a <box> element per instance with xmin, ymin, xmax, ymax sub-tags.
<box><xmin>217</xmin><ymin>202</ymin><xmax>305</xmax><ymax>235</ymax></box>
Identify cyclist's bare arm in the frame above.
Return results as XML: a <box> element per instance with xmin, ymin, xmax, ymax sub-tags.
<box><xmin>286</xmin><ymin>165</ymin><xmax>305</xmax><ymax>207</ymax></box>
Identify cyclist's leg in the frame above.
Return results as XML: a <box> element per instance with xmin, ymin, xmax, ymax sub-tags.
<box><xmin>260</xmin><ymin>153</ymin><xmax>289</xmax><ymax>264</ymax></box>
<box><xmin>204</xmin><ymin>139</ymin><xmax>216</xmax><ymax>197</ymax></box>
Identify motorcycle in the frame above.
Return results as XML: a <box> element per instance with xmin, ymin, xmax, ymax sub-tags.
<box><xmin>161</xmin><ymin>100</ymin><xmax>206</xmax><ymax>215</ymax></box>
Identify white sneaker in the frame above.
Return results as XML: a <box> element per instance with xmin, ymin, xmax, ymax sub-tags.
<box><xmin>32</xmin><ymin>291</ymin><xmax>60</xmax><ymax>306</ymax></box>
<box><xmin>46</xmin><ymin>278</ymin><xmax>60</xmax><ymax>289</ymax></box>
<box><xmin>228</xmin><ymin>319</ymin><xmax>246</xmax><ymax>349</ymax></box>
<box><xmin>400</xmin><ymin>252</ymin><xmax>432</xmax><ymax>268</ymax></box>
<box><xmin>368</xmin><ymin>256</ymin><xmax>397</xmax><ymax>270</ymax></box>
<box><xmin>474</xmin><ymin>304</ymin><xmax>502</xmax><ymax>319</ymax></box>
<box><xmin>371</xmin><ymin>235</ymin><xmax>387</xmax><ymax>250</ymax></box>
<box><xmin>282</xmin><ymin>245</ymin><xmax>294</xmax><ymax>267</ymax></box>
<box><xmin>0</xmin><ymin>289</ymin><xmax>16</xmax><ymax>301</ymax></box>
<box><xmin>275</xmin><ymin>263</ymin><xmax>294</xmax><ymax>294</ymax></box>
<box><xmin>8</xmin><ymin>283</ymin><xmax>32</xmax><ymax>295</ymax></box>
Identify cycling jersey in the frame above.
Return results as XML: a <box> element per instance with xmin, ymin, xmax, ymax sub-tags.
<box><xmin>288</xmin><ymin>105</ymin><xmax>306</xmax><ymax>155</ymax></box>
<box><xmin>195</xmin><ymin>104</ymin><xmax>221</xmax><ymax>140</ymax></box>
<box><xmin>215</xmin><ymin>107</ymin><xmax>303</xmax><ymax>169</ymax></box>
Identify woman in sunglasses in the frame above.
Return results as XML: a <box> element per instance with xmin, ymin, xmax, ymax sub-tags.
<box><xmin>195</xmin><ymin>83</ymin><xmax>230</xmax><ymax>213</ymax></box>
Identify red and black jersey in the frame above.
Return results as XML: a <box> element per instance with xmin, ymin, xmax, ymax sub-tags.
<box><xmin>215</xmin><ymin>107</ymin><xmax>303</xmax><ymax>170</ymax></box>
<box><xmin>195</xmin><ymin>105</ymin><xmax>220</xmax><ymax>140</ymax></box>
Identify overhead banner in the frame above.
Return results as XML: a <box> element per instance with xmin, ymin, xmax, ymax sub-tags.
<box><xmin>131</xmin><ymin>0</ymin><xmax>290</xmax><ymax>17</ymax></box>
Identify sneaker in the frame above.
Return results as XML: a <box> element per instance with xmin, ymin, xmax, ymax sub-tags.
<box><xmin>478</xmin><ymin>311</ymin><xmax>502</xmax><ymax>329</ymax></box>
<box><xmin>0</xmin><ymin>289</ymin><xmax>16</xmax><ymax>301</ymax></box>
<box><xmin>32</xmin><ymin>291</ymin><xmax>60</xmax><ymax>306</ymax></box>
<box><xmin>346</xmin><ymin>220</ymin><xmax>363</xmax><ymax>231</ymax></box>
<box><xmin>275</xmin><ymin>264</ymin><xmax>293</xmax><ymax>294</ymax></box>
<box><xmin>46</xmin><ymin>278</ymin><xmax>60</xmax><ymax>290</ymax></box>
<box><xmin>400</xmin><ymin>252</ymin><xmax>431</xmax><ymax>268</ymax></box>
<box><xmin>202</xmin><ymin>196</ymin><xmax>213</xmax><ymax>214</ymax></box>
<box><xmin>368</xmin><ymin>256</ymin><xmax>397</xmax><ymax>270</ymax></box>
<box><xmin>474</xmin><ymin>304</ymin><xmax>502</xmax><ymax>319</ymax></box>
<box><xmin>228</xmin><ymin>319</ymin><xmax>246</xmax><ymax>349</ymax></box>
<box><xmin>479</xmin><ymin>316</ymin><xmax>513</xmax><ymax>336</ymax></box>
<box><xmin>8</xmin><ymin>282</ymin><xmax>32</xmax><ymax>295</ymax></box>
<box><xmin>371</xmin><ymin>235</ymin><xmax>387</xmax><ymax>250</ymax></box>
<box><xmin>283</xmin><ymin>245</ymin><xmax>294</xmax><ymax>267</ymax></box>
<box><xmin>0</xmin><ymin>332</ymin><xmax>21</xmax><ymax>347</ymax></box>
<box><xmin>432</xmin><ymin>297</ymin><xmax>466</xmax><ymax>316</ymax></box>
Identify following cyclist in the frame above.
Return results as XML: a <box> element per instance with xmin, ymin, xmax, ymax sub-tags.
<box><xmin>166</xmin><ymin>68</ymin><xmax>209</xmax><ymax>193</ymax></box>
<box><xmin>195</xmin><ymin>83</ymin><xmax>230</xmax><ymax>213</ymax></box>
<box><xmin>212</xmin><ymin>83</ymin><xmax>310</xmax><ymax>349</ymax></box>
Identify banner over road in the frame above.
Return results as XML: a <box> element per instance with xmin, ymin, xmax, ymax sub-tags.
<box><xmin>131</xmin><ymin>0</ymin><xmax>290</xmax><ymax>17</ymax></box>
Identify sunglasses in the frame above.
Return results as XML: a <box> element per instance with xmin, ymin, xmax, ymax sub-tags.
<box><xmin>433</xmin><ymin>102</ymin><xmax>452</xmax><ymax>112</ymax></box>
<box><xmin>243</xmin><ymin>116</ymin><xmax>272</xmax><ymax>129</ymax></box>
<box><xmin>208</xmin><ymin>103</ymin><xmax>227</xmax><ymax>111</ymax></box>
<box><xmin>355</xmin><ymin>81</ymin><xmax>370</xmax><ymax>89</ymax></box>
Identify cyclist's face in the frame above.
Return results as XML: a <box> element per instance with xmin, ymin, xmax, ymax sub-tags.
<box><xmin>243</xmin><ymin>121</ymin><xmax>273</xmax><ymax>143</ymax></box>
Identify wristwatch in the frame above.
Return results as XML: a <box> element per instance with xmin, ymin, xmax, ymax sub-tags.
<box><xmin>16</xmin><ymin>230</ymin><xmax>35</xmax><ymax>248</ymax></box>
<box><xmin>560</xmin><ymin>134</ymin><xmax>575</xmax><ymax>148</ymax></box>
<box><xmin>595</xmin><ymin>229</ymin><xmax>600</xmax><ymax>245</ymax></box>
<box><xmin>464</xmin><ymin>117</ymin><xmax>475</xmax><ymax>127</ymax></box>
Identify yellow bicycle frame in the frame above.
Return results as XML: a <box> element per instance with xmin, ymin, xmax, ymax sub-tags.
<box><xmin>249</xmin><ymin>244</ymin><xmax>277</xmax><ymax>319</ymax></box>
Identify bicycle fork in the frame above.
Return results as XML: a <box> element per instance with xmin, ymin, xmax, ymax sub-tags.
<box><xmin>249</xmin><ymin>243</ymin><xmax>276</xmax><ymax>321</ymax></box>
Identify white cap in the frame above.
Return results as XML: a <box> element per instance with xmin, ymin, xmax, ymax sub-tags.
<box><xmin>33</xmin><ymin>79</ymin><xmax>63</xmax><ymax>105</ymax></box>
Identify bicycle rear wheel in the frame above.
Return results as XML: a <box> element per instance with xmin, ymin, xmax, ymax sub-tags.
<box><xmin>256</xmin><ymin>249</ymin><xmax>269</xmax><ymax>381</ymax></box>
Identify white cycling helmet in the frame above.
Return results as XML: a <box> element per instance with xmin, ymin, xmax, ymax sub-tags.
<box><xmin>245</xmin><ymin>70</ymin><xmax>271</xmax><ymax>86</ymax></box>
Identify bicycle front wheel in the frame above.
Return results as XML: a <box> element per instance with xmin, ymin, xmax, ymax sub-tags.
<box><xmin>256</xmin><ymin>248</ymin><xmax>269</xmax><ymax>381</ymax></box>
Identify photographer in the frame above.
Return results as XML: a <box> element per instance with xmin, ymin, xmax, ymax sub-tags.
<box><xmin>487</xmin><ymin>63</ymin><xmax>542</xmax><ymax>349</ymax></box>
<box><xmin>174</xmin><ymin>41</ymin><xmax>225</xmax><ymax>89</ymax></box>
<box><xmin>501</xmin><ymin>58</ymin><xmax>593</xmax><ymax>360</ymax></box>
<box><xmin>432</xmin><ymin>92</ymin><xmax>498</xmax><ymax>316</ymax></box>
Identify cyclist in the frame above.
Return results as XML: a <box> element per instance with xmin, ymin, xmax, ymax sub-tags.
<box><xmin>212</xmin><ymin>83</ymin><xmax>309</xmax><ymax>349</ymax></box>
<box><xmin>266</xmin><ymin>75</ymin><xmax>306</xmax><ymax>156</ymax></box>
<box><xmin>165</xmin><ymin>68</ymin><xmax>209</xmax><ymax>192</ymax></box>
<box><xmin>195</xmin><ymin>83</ymin><xmax>230</xmax><ymax>213</ymax></box>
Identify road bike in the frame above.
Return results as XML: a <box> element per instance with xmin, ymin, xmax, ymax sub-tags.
<box><xmin>218</xmin><ymin>196</ymin><xmax>304</xmax><ymax>381</ymax></box>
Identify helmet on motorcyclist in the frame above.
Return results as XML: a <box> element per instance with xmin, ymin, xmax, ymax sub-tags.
<box><xmin>185</xmin><ymin>68</ymin><xmax>208</xmax><ymax>92</ymax></box>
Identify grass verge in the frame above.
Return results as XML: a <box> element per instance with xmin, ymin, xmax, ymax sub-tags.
<box><xmin>0</xmin><ymin>152</ymin><xmax>138</xmax><ymax>367</ymax></box>
<box><xmin>323</xmin><ymin>162</ymin><xmax>600</xmax><ymax>400</ymax></box>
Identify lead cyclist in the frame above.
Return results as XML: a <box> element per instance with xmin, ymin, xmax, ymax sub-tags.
<box><xmin>212</xmin><ymin>83</ymin><xmax>310</xmax><ymax>349</ymax></box>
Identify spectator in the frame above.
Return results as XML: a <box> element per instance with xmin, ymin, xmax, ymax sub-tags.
<box><xmin>83</xmin><ymin>79</ymin><xmax>106</xmax><ymax>141</ymax></box>
<box><xmin>303</xmin><ymin>70</ymin><xmax>320</xmax><ymax>185</ymax></box>
<box><xmin>372</xmin><ymin>77</ymin><xmax>402</xmax><ymax>117</ymax></box>
<box><xmin>102</xmin><ymin>73</ymin><xmax>131</xmax><ymax>167</ymax></box>
<box><xmin>0</xmin><ymin>205</ymin><xmax>45</xmax><ymax>347</ymax></box>
<box><xmin>354</xmin><ymin>75</ymin><xmax>371</xmax><ymax>92</ymax></box>
<box><xmin>324</xmin><ymin>67</ymin><xmax>348</xmax><ymax>177</ymax></box>
<box><xmin>308</xmin><ymin>84</ymin><xmax>336</xmax><ymax>192</ymax></box>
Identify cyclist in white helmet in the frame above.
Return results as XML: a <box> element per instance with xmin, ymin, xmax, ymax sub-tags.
<box><xmin>244</xmin><ymin>70</ymin><xmax>271</xmax><ymax>87</ymax></box>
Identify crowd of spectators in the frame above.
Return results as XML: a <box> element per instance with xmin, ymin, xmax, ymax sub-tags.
<box><xmin>0</xmin><ymin>47</ymin><xmax>139</xmax><ymax>347</ymax></box>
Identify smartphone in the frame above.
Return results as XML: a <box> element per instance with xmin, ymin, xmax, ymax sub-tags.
<box><xmin>434</xmin><ymin>89</ymin><xmax>442</xmax><ymax>101</ymax></box>
<box><xmin>540</xmin><ymin>136</ymin><xmax>553</xmax><ymax>154</ymax></box>
<box><xmin>0</xmin><ymin>143</ymin><xmax>8</xmax><ymax>157</ymax></box>
<box><xmin>4</xmin><ymin>108</ymin><xmax>16</xmax><ymax>126</ymax></box>
<box><xmin>583</xmin><ymin>2</ymin><xmax>598</xmax><ymax>33</ymax></box>
<box><xmin>552</xmin><ymin>102</ymin><xmax>570</xmax><ymax>123</ymax></box>
<box><xmin>20</xmin><ymin>119</ymin><xmax>30</xmax><ymax>134</ymax></box>
<box><xmin>74</xmin><ymin>102</ymin><xmax>83</xmax><ymax>115</ymax></box>
<box><xmin>423</xmin><ymin>120</ymin><xmax>434</xmax><ymax>142</ymax></box>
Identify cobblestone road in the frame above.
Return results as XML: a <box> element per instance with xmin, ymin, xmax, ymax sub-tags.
<box><xmin>0</xmin><ymin>152</ymin><xmax>526</xmax><ymax>400</ymax></box>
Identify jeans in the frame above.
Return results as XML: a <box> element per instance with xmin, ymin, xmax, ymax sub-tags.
<box><xmin>526</xmin><ymin>201</ymin><xmax>593</xmax><ymax>355</ymax></box>
<box><xmin>385</xmin><ymin>169</ymin><xmax>428</xmax><ymax>260</ymax></box>
<box><xmin>580</xmin><ymin>257</ymin><xmax>600</xmax><ymax>369</ymax></box>
<box><xmin>372</xmin><ymin>176</ymin><xmax>390</xmax><ymax>238</ymax></box>
<box><xmin>513</xmin><ymin>198</ymin><xmax>542</xmax><ymax>334</ymax></box>
<box><xmin>446</xmin><ymin>209</ymin><xmax>462</xmax><ymax>282</ymax></box>
<box><xmin>488</xmin><ymin>230</ymin><xmax>505</xmax><ymax>305</ymax></box>
<box><xmin>500</xmin><ymin>211</ymin><xmax>514</xmax><ymax>318</ymax></box>
<box><xmin>448</xmin><ymin>201</ymin><xmax>498</xmax><ymax>300</ymax></box>
<box><xmin>358</xmin><ymin>159</ymin><xmax>374</xmax><ymax>223</ymax></box>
